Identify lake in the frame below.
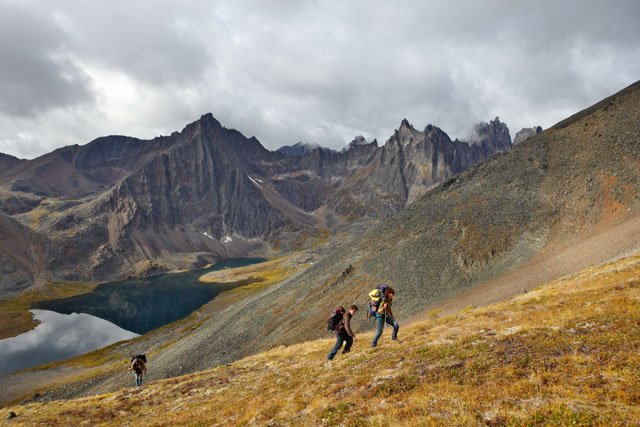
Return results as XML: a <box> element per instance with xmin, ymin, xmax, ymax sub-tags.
<box><xmin>0</xmin><ymin>309</ymin><xmax>138</xmax><ymax>376</ymax></box>
<box><xmin>0</xmin><ymin>258</ymin><xmax>265</xmax><ymax>376</ymax></box>
<box><xmin>34</xmin><ymin>258</ymin><xmax>265</xmax><ymax>334</ymax></box>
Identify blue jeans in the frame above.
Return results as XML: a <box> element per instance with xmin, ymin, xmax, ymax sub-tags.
<box><xmin>134</xmin><ymin>372</ymin><xmax>143</xmax><ymax>387</ymax></box>
<box><xmin>371</xmin><ymin>313</ymin><xmax>399</xmax><ymax>347</ymax></box>
<box><xmin>327</xmin><ymin>331</ymin><xmax>353</xmax><ymax>360</ymax></box>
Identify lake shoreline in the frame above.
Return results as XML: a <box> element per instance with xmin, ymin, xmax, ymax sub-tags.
<box><xmin>0</xmin><ymin>310</ymin><xmax>139</xmax><ymax>377</ymax></box>
<box><xmin>0</xmin><ymin>258</ymin><xmax>266</xmax><ymax>340</ymax></box>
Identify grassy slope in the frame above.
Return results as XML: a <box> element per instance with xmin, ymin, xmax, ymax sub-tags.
<box><xmin>6</xmin><ymin>254</ymin><xmax>640</xmax><ymax>426</ymax></box>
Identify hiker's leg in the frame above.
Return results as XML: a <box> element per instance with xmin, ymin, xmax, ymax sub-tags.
<box><xmin>343</xmin><ymin>335</ymin><xmax>353</xmax><ymax>353</ymax></box>
<box><xmin>135</xmin><ymin>372</ymin><xmax>141</xmax><ymax>387</ymax></box>
<box><xmin>327</xmin><ymin>334</ymin><xmax>345</xmax><ymax>360</ymax></box>
<box><xmin>386</xmin><ymin>315</ymin><xmax>400</xmax><ymax>340</ymax></box>
<box><xmin>372</xmin><ymin>313</ymin><xmax>385</xmax><ymax>347</ymax></box>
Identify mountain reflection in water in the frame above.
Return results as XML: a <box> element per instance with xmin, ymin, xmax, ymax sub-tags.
<box><xmin>0</xmin><ymin>309</ymin><xmax>138</xmax><ymax>376</ymax></box>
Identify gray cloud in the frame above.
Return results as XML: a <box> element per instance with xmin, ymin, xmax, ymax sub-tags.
<box><xmin>0</xmin><ymin>3</ymin><xmax>94</xmax><ymax>117</ymax></box>
<box><xmin>0</xmin><ymin>0</ymin><xmax>638</xmax><ymax>159</ymax></box>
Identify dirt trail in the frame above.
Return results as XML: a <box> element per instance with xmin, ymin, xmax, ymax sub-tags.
<box><xmin>437</xmin><ymin>213</ymin><xmax>640</xmax><ymax>316</ymax></box>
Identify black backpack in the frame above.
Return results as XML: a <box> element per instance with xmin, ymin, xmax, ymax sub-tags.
<box><xmin>131</xmin><ymin>354</ymin><xmax>147</xmax><ymax>363</ymax></box>
<box><xmin>327</xmin><ymin>307</ymin><xmax>345</xmax><ymax>331</ymax></box>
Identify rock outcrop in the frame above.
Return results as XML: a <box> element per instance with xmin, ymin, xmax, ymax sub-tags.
<box><xmin>513</xmin><ymin>126</ymin><xmax>543</xmax><ymax>145</ymax></box>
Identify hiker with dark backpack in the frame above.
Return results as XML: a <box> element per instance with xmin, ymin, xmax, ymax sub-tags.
<box><xmin>371</xmin><ymin>287</ymin><xmax>399</xmax><ymax>347</ymax></box>
<box><xmin>128</xmin><ymin>354</ymin><xmax>147</xmax><ymax>387</ymax></box>
<box><xmin>326</xmin><ymin>305</ymin><xmax>359</xmax><ymax>360</ymax></box>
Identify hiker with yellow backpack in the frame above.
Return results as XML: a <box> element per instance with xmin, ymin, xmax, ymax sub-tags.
<box><xmin>369</xmin><ymin>285</ymin><xmax>399</xmax><ymax>347</ymax></box>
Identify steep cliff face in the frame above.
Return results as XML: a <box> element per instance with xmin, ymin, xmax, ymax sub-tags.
<box><xmin>41</xmin><ymin>115</ymin><xmax>292</xmax><ymax>281</ymax></box>
<box><xmin>329</xmin><ymin>118</ymin><xmax>513</xmax><ymax>215</ymax></box>
<box><xmin>0</xmin><ymin>213</ymin><xmax>47</xmax><ymax>294</ymax></box>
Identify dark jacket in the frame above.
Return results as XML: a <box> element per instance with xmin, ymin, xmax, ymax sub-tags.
<box><xmin>338</xmin><ymin>311</ymin><xmax>355</xmax><ymax>337</ymax></box>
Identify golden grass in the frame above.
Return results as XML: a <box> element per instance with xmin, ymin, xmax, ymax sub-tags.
<box><xmin>5</xmin><ymin>254</ymin><xmax>640</xmax><ymax>425</ymax></box>
<box><xmin>199</xmin><ymin>257</ymin><xmax>291</xmax><ymax>285</ymax></box>
<box><xmin>0</xmin><ymin>281</ymin><xmax>95</xmax><ymax>339</ymax></box>
<box><xmin>197</xmin><ymin>256</ymin><xmax>307</xmax><ymax>313</ymax></box>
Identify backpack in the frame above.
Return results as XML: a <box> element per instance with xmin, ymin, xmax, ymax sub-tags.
<box><xmin>131</xmin><ymin>354</ymin><xmax>147</xmax><ymax>363</ymax></box>
<box><xmin>327</xmin><ymin>307</ymin><xmax>345</xmax><ymax>331</ymax></box>
<box><xmin>368</xmin><ymin>284</ymin><xmax>388</xmax><ymax>318</ymax></box>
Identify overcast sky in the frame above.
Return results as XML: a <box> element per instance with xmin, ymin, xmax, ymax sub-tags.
<box><xmin>0</xmin><ymin>0</ymin><xmax>638</xmax><ymax>159</ymax></box>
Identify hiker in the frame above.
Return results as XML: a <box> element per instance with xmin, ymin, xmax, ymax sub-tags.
<box><xmin>371</xmin><ymin>287</ymin><xmax>399</xmax><ymax>347</ymax></box>
<box><xmin>367</xmin><ymin>284</ymin><xmax>389</xmax><ymax>319</ymax></box>
<box><xmin>128</xmin><ymin>355</ymin><xmax>147</xmax><ymax>387</ymax></box>
<box><xmin>327</xmin><ymin>305</ymin><xmax>359</xmax><ymax>360</ymax></box>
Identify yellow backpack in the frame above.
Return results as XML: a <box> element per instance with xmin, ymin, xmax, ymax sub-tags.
<box><xmin>368</xmin><ymin>288</ymin><xmax>385</xmax><ymax>318</ymax></box>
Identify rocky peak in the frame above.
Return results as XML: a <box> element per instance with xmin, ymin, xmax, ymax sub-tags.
<box><xmin>343</xmin><ymin>135</ymin><xmax>376</xmax><ymax>151</ymax></box>
<box><xmin>350</xmin><ymin>135</ymin><xmax>368</xmax><ymax>146</ymax></box>
<box><xmin>276</xmin><ymin>141</ymin><xmax>326</xmax><ymax>157</ymax></box>
<box><xmin>198</xmin><ymin>113</ymin><xmax>223</xmax><ymax>129</ymax></box>
<box><xmin>180</xmin><ymin>113</ymin><xmax>223</xmax><ymax>139</ymax></box>
<box><xmin>399</xmin><ymin>118</ymin><xmax>415</xmax><ymax>132</ymax></box>
<box><xmin>393</xmin><ymin>118</ymin><xmax>421</xmax><ymax>146</ymax></box>
<box><xmin>470</xmin><ymin>117</ymin><xmax>511</xmax><ymax>150</ymax></box>
<box><xmin>513</xmin><ymin>126</ymin><xmax>543</xmax><ymax>145</ymax></box>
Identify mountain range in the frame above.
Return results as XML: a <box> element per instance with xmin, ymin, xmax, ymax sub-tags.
<box><xmin>0</xmin><ymin>114</ymin><xmax>514</xmax><ymax>295</ymax></box>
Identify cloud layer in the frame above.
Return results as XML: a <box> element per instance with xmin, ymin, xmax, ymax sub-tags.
<box><xmin>1</xmin><ymin>0</ymin><xmax>638</xmax><ymax>158</ymax></box>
